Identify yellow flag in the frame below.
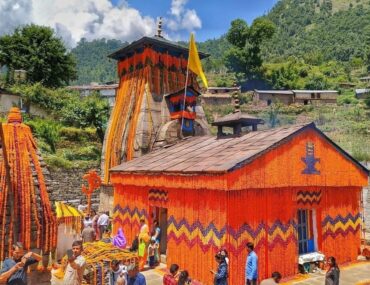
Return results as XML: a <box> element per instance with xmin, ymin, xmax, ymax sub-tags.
<box><xmin>188</xmin><ymin>33</ymin><xmax>208</xmax><ymax>89</ymax></box>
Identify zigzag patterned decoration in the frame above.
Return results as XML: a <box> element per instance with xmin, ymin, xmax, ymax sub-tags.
<box><xmin>297</xmin><ymin>190</ymin><xmax>322</xmax><ymax>205</ymax></box>
<box><xmin>148</xmin><ymin>189</ymin><xmax>168</xmax><ymax>203</ymax></box>
<box><xmin>167</xmin><ymin>217</ymin><xmax>297</xmax><ymax>254</ymax></box>
<box><xmin>268</xmin><ymin>220</ymin><xmax>297</xmax><ymax>250</ymax></box>
<box><xmin>112</xmin><ymin>205</ymin><xmax>148</xmax><ymax>228</ymax></box>
<box><xmin>322</xmin><ymin>213</ymin><xmax>361</xmax><ymax>239</ymax></box>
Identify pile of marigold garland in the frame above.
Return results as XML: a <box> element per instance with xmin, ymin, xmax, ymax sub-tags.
<box><xmin>82</xmin><ymin>241</ymin><xmax>138</xmax><ymax>285</ymax></box>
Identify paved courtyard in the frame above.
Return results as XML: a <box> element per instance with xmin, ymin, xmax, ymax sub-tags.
<box><xmin>142</xmin><ymin>261</ymin><xmax>370</xmax><ymax>285</ymax></box>
<box><xmin>28</xmin><ymin>260</ymin><xmax>370</xmax><ymax>284</ymax></box>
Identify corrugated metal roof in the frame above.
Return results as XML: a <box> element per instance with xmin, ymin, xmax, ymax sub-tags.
<box><xmin>110</xmin><ymin>123</ymin><xmax>314</xmax><ymax>174</ymax></box>
<box><xmin>255</xmin><ymin>90</ymin><xmax>294</xmax><ymax>95</ymax></box>
<box><xmin>292</xmin><ymin>90</ymin><xmax>338</xmax><ymax>93</ymax></box>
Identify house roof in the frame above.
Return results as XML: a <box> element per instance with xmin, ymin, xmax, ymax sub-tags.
<box><xmin>111</xmin><ymin>123</ymin><xmax>368</xmax><ymax>175</ymax></box>
<box><xmin>212</xmin><ymin>112</ymin><xmax>264</xmax><ymax>127</ymax></box>
<box><xmin>108</xmin><ymin>35</ymin><xmax>208</xmax><ymax>61</ymax></box>
<box><xmin>67</xmin><ymin>84</ymin><xmax>118</xmax><ymax>91</ymax></box>
<box><xmin>292</xmin><ymin>90</ymin><xmax>338</xmax><ymax>94</ymax></box>
<box><xmin>207</xmin><ymin>87</ymin><xmax>241</xmax><ymax>91</ymax></box>
<box><xmin>254</xmin><ymin>90</ymin><xmax>294</xmax><ymax>95</ymax></box>
<box><xmin>355</xmin><ymin>89</ymin><xmax>370</xmax><ymax>94</ymax></box>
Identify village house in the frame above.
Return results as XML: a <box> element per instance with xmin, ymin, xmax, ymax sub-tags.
<box><xmin>355</xmin><ymin>88</ymin><xmax>370</xmax><ymax>99</ymax></box>
<box><xmin>254</xmin><ymin>90</ymin><xmax>339</xmax><ymax>105</ymax></box>
<box><xmin>0</xmin><ymin>89</ymin><xmax>48</xmax><ymax>116</ymax></box>
<box><xmin>200</xmin><ymin>86</ymin><xmax>239</xmax><ymax>105</ymax></box>
<box><xmin>253</xmin><ymin>90</ymin><xmax>294</xmax><ymax>105</ymax></box>
<box><xmin>110</xmin><ymin>120</ymin><xmax>368</xmax><ymax>284</ymax></box>
<box><xmin>67</xmin><ymin>83</ymin><xmax>118</xmax><ymax>108</ymax></box>
<box><xmin>359</xmin><ymin>76</ymin><xmax>370</xmax><ymax>84</ymax></box>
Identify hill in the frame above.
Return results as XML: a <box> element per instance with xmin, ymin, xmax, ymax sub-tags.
<box><xmin>263</xmin><ymin>0</ymin><xmax>370</xmax><ymax>62</ymax></box>
<box><xmin>71</xmin><ymin>38</ymin><xmax>127</xmax><ymax>85</ymax></box>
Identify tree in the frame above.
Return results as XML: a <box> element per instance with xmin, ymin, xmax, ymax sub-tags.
<box><xmin>305</xmin><ymin>73</ymin><xmax>330</xmax><ymax>90</ymax></box>
<box><xmin>0</xmin><ymin>24</ymin><xmax>76</xmax><ymax>87</ymax></box>
<box><xmin>61</xmin><ymin>92</ymin><xmax>110</xmax><ymax>142</ymax></box>
<box><xmin>225</xmin><ymin>18</ymin><xmax>275</xmax><ymax>79</ymax></box>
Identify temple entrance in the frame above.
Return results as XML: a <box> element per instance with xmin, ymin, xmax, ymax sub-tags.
<box><xmin>150</xmin><ymin>206</ymin><xmax>168</xmax><ymax>257</ymax></box>
<box><xmin>297</xmin><ymin>209</ymin><xmax>317</xmax><ymax>254</ymax></box>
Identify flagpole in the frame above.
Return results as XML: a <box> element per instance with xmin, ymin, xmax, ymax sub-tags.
<box><xmin>180</xmin><ymin>42</ymin><xmax>191</xmax><ymax>136</ymax></box>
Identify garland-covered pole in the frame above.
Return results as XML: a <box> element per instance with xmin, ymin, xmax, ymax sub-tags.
<box><xmin>0</xmin><ymin>123</ymin><xmax>18</xmax><ymax>243</ymax></box>
<box><xmin>82</xmin><ymin>170</ymin><xmax>102</xmax><ymax>215</ymax></box>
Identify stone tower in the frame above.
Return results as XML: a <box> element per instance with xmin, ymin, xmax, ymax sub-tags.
<box><xmin>101</xmin><ymin>32</ymin><xmax>210</xmax><ymax>183</ymax></box>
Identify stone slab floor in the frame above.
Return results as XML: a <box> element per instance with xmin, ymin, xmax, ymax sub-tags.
<box><xmin>28</xmin><ymin>261</ymin><xmax>370</xmax><ymax>285</ymax></box>
<box><xmin>141</xmin><ymin>262</ymin><xmax>370</xmax><ymax>285</ymax></box>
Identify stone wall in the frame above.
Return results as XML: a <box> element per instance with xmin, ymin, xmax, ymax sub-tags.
<box><xmin>47</xmin><ymin>168</ymin><xmax>100</xmax><ymax>210</ymax></box>
<box><xmin>99</xmin><ymin>185</ymin><xmax>114</xmax><ymax>214</ymax></box>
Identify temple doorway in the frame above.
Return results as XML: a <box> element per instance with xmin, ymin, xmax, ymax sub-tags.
<box><xmin>150</xmin><ymin>206</ymin><xmax>168</xmax><ymax>257</ymax></box>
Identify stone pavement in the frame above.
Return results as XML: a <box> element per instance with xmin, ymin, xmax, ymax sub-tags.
<box><xmin>142</xmin><ymin>262</ymin><xmax>370</xmax><ymax>285</ymax></box>
<box><xmin>27</xmin><ymin>261</ymin><xmax>370</xmax><ymax>285</ymax></box>
<box><xmin>282</xmin><ymin>261</ymin><xmax>370</xmax><ymax>285</ymax></box>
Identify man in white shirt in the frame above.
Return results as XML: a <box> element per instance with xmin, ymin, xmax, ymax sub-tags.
<box><xmin>63</xmin><ymin>241</ymin><xmax>86</xmax><ymax>285</ymax></box>
<box><xmin>97</xmin><ymin>211</ymin><xmax>110</xmax><ymax>239</ymax></box>
<box><xmin>77</xmin><ymin>199</ymin><xmax>87</xmax><ymax>213</ymax></box>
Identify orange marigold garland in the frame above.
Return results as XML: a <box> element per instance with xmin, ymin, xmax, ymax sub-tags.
<box><xmin>0</xmin><ymin>107</ymin><xmax>56</xmax><ymax>259</ymax></box>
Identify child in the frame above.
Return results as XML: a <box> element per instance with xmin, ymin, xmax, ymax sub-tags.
<box><xmin>148</xmin><ymin>239</ymin><xmax>157</xmax><ymax>268</ymax></box>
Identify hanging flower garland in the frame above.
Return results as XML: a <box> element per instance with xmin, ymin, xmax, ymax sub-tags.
<box><xmin>0</xmin><ymin>107</ymin><xmax>56</xmax><ymax>260</ymax></box>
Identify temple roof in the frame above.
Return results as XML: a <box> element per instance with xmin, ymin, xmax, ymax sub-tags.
<box><xmin>111</xmin><ymin>123</ymin><xmax>368</xmax><ymax>175</ymax></box>
<box><xmin>108</xmin><ymin>35</ymin><xmax>209</xmax><ymax>61</ymax></box>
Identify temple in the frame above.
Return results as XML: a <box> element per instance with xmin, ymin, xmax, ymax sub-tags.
<box><xmin>110</xmin><ymin>122</ymin><xmax>368</xmax><ymax>284</ymax></box>
<box><xmin>101</xmin><ymin>30</ymin><xmax>210</xmax><ymax>183</ymax></box>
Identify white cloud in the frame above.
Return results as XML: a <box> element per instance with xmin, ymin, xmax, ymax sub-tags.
<box><xmin>0</xmin><ymin>0</ymin><xmax>202</xmax><ymax>47</ymax></box>
<box><xmin>166</xmin><ymin>0</ymin><xmax>202</xmax><ymax>32</ymax></box>
<box><xmin>0</xmin><ymin>0</ymin><xmax>32</xmax><ymax>35</ymax></box>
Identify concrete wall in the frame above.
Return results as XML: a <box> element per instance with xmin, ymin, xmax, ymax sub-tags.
<box><xmin>257</xmin><ymin>93</ymin><xmax>294</xmax><ymax>105</ymax></box>
<box><xmin>201</xmin><ymin>95</ymin><xmax>232</xmax><ymax>105</ymax></box>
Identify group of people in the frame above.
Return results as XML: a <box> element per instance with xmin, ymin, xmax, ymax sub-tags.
<box><xmin>163</xmin><ymin>264</ymin><xmax>192</xmax><ymax>285</ymax></box>
<box><xmin>162</xmin><ymin>242</ymin><xmax>340</xmax><ymax>285</ymax></box>
<box><xmin>243</xmin><ymin>242</ymin><xmax>340</xmax><ymax>285</ymax></box>
<box><xmin>0</xmin><ymin>227</ymin><xmax>340</xmax><ymax>285</ymax></box>
<box><xmin>136</xmin><ymin>218</ymin><xmax>162</xmax><ymax>270</ymax></box>
<box><xmin>80</xmin><ymin>209</ymin><xmax>112</xmax><ymax>243</ymax></box>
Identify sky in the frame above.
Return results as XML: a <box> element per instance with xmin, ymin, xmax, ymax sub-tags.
<box><xmin>0</xmin><ymin>0</ymin><xmax>278</xmax><ymax>47</ymax></box>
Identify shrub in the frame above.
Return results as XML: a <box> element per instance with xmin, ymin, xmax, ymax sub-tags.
<box><xmin>25</xmin><ymin>119</ymin><xmax>61</xmax><ymax>153</ymax></box>
<box><xmin>62</xmin><ymin>146</ymin><xmax>101</xmax><ymax>161</ymax></box>
<box><xmin>59</xmin><ymin>127</ymin><xmax>98</xmax><ymax>142</ymax></box>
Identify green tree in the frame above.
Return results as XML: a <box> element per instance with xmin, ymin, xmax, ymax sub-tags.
<box><xmin>0</xmin><ymin>24</ymin><xmax>76</xmax><ymax>87</ymax></box>
<box><xmin>305</xmin><ymin>73</ymin><xmax>330</xmax><ymax>89</ymax></box>
<box><xmin>225</xmin><ymin>18</ymin><xmax>275</xmax><ymax>79</ymax></box>
<box><xmin>61</xmin><ymin>92</ymin><xmax>110</xmax><ymax>142</ymax></box>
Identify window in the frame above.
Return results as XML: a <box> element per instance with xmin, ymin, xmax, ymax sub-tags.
<box><xmin>297</xmin><ymin>209</ymin><xmax>315</xmax><ymax>254</ymax></box>
<box><xmin>267</xmin><ymin>99</ymin><xmax>272</xmax><ymax>106</ymax></box>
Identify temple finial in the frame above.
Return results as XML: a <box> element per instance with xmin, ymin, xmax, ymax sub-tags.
<box><xmin>157</xmin><ymin>17</ymin><xmax>163</xmax><ymax>38</ymax></box>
